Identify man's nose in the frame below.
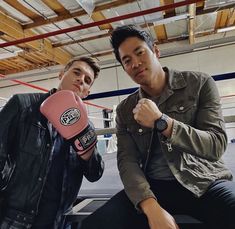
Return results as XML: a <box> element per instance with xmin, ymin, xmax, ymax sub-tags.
<box><xmin>77</xmin><ymin>74</ymin><xmax>85</xmax><ymax>84</ymax></box>
<box><xmin>131</xmin><ymin>57</ymin><xmax>141</xmax><ymax>69</ymax></box>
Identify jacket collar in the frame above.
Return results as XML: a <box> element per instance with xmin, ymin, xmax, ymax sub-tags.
<box><xmin>165</xmin><ymin>67</ymin><xmax>187</xmax><ymax>90</ymax></box>
<box><xmin>137</xmin><ymin>67</ymin><xmax>187</xmax><ymax>105</ymax></box>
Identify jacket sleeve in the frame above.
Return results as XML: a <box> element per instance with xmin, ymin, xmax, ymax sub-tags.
<box><xmin>80</xmin><ymin>146</ymin><xmax>104</xmax><ymax>182</ymax></box>
<box><xmin>168</xmin><ymin>76</ymin><xmax>227</xmax><ymax>161</ymax></box>
<box><xmin>116</xmin><ymin>105</ymin><xmax>155</xmax><ymax>209</ymax></box>
<box><xmin>0</xmin><ymin>95</ymin><xmax>20</xmax><ymax>176</ymax></box>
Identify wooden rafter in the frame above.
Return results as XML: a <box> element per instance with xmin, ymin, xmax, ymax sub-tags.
<box><xmin>91</xmin><ymin>12</ymin><xmax>112</xmax><ymax>30</ymax></box>
<box><xmin>215</xmin><ymin>11</ymin><xmax>223</xmax><ymax>29</ymax></box>
<box><xmin>0</xmin><ymin>11</ymin><xmax>71</xmax><ymax>66</ymax></box>
<box><xmin>23</xmin><ymin>0</ymin><xmax>136</xmax><ymax>29</ymax></box>
<box><xmin>154</xmin><ymin>25</ymin><xmax>167</xmax><ymax>42</ymax></box>
<box><xmin>41</xmin><ymin>0</ymin><xmax>70</xmax><ymax>15</ymax></box>
<box><xmin>189</xmin><ymin>3</ymin><xmax>196</xmax><ymax>44</ymax></box>
<box><xmin>227</xmin><ymin>8</ymin><xmax>235</xmax><ymax>26</ymax></box>
<box><xmin>220</xmin><ymin>9</ymin><xmax>230</xmax><ymax>28</ymax></box>
<box><xmin>160</xmin><ymin>0</ymin><xmax>176</xmax><ymax>17</ymax></box>
<box><xmin>4</xmin><ymin>0</ymin><xmax>44</xmax><ymax>21</ymax></box>
<box><xmin>53</xmin><ymin>32</ymin><xmax>110</xmax><ymax>48</ymax></box>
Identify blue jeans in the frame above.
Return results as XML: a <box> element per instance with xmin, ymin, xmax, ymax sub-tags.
<box><xmin>80</xmin><ymin>179</ymin><xmax>235</xmax><ymax>229</ymax></box>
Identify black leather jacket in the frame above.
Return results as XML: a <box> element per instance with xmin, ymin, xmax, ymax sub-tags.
<box><xmin>0</xmin><ymin>90</ymin><xmax>104</xmax><ymax>228</ymax></box>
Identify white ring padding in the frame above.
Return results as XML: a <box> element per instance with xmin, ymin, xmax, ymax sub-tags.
<box><xmin>88</xmin><ymin>116</ymin><xmax>112</xmax><ymax>121</ymax></box>
<box><xmin>95</xmin><ymin>127</ymin><xmax>117</xmax><ymax>136</ymax></box>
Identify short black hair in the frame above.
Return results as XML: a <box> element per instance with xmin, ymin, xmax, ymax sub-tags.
<box><xmin>110</xmin><ymin>24</ymin><xmax>154</xmax><ymax>64</ymax></box>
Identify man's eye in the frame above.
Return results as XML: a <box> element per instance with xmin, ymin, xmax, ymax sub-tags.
<box><xmin>137</xmin><ymin>50</ymin><xmax>144</xmax><ymax>55</ymax></box>
<box><xmin>85</xmin><ymin>78</ymin><xmax>92</xmax><ymax>85</ymax></box>
<box><xmin>124</xmin><ymin>59</ymin><xmax>130</xmax><ymax>65</ymax></box>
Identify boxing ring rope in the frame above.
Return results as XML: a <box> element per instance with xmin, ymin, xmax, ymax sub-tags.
<box><xmin>0</xmin><ymin>73</ymin><xmax>112</xmax><ymax>111</ymax></box>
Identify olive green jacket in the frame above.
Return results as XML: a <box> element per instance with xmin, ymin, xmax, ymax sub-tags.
<box><xmin>116</xmin><ymin>68</ymin><xmax>232</xmax><ymax>208</ymax></box>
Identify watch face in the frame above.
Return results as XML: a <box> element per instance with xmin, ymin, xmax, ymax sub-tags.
<box><xmin>155</xmin><ymin>115</ymin><xmax>168</xmax><ymax>132</ymax></box>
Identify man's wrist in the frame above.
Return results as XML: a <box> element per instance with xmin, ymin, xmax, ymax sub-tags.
<box><xmin>140</xmin><ymin>197</ymin><xmax>159</xmax><ymax>215</ymax></box>
<box><xmin>162</xmin><ymin>116</ymin><xmax>174</xmax><ymax>138</ymax></box>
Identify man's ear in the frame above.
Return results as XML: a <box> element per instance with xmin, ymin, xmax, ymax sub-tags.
<box><xmin>153</xmin><ymin>44</ymin><xmax>160</xmax><ymax>58</ymax></box>
<box><xmin>58</xmin><ymin>69</ymin><xmax>64</xmax><ymax>80</ymax></box>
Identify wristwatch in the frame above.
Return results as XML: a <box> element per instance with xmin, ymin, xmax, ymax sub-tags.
<box><xmin>154</xmin><ymin>113</ymin><xmax>169</xmax><ymax>133</ymax></box>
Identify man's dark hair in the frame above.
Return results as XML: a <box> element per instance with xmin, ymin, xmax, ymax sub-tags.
<box><xmin>64</xmin><ymin>56</ymin><xmax>100</xmax><ymax>79</ymax></box>
<box><xmin>110</xmin><ymin>25</ymin><xmax>154</xmax><ymax>64</ymax></box>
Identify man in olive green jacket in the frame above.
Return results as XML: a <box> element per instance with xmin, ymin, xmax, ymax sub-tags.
<box><xmin>80</xmin><ymin>25</ymin><xmax>235</xmax><ymax>229</ymax></box>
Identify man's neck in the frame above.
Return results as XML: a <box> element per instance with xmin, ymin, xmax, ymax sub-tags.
<box><xmin>141</xmin><ymin>69</ymin><xmax>167</xmax><ymax>97</ymax></box>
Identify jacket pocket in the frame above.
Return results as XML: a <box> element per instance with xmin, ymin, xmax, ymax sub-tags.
<box><xmin>166</xmin><ymin>103</ymin><xmax>196</xmax><ymax>124</ymax></box>
<box><xmin>20</xmin><ymin>122</ymin><xmax>46</xmax><ymax>155</ymax></box>
<box><xmin>126</xmin><ymin>124</ymin><xmax>152</xmax><ymax>156</ymax></box>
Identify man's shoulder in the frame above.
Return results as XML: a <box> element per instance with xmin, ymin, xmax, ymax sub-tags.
<box><xmin>13</xmin><ymin>92</ymin><xmax>47</xmax><ymax>108</ymax></box>
<box><xmin>168</xmin><ymin>68</ymin><xmax>211</xmax><ymax>87</ymax></box>
<box><xmin>116</xmin><ymin>89</ymin><xmax>139</xmax><ymax>111</ymax></box>
<box><xmin>181</xmin><ymin>70</ymin><xmax>210</xmax><ymax>79</ymax></box>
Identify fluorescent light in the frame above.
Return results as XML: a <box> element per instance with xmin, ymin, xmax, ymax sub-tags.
<box><xmin>153</xmin><ymin>14</ymin><xmax>189</xmax><ymax>26</ymax></box>
<box><xmin>217</xmin><ymin>26</ymin><xmax>235</xmax><ymax>33</ymax></box>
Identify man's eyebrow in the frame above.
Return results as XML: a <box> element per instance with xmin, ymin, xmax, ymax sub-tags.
<box><xmin>73</xmin><ymin>67</ymin><xmax>81</xmax><ymax>71</ymax></box>
<box><xmin>134</xmin><ymin>46</ymin><xmax>142</xmax><ymax>52</ymax></box>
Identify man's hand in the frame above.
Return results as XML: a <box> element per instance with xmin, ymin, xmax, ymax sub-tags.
<box><xmin>133</xmin><ymin>98</ymin><xmax>173</xmax><ymax>137</ymax></box>
<box><xmin>140</xmin><ymin>198</ymin><xmax>179</xmax><ymax>229</ymax></box>
<box><xmin>133</xmin><ymin>98</ymin><xmax>161</xmax><ymax>128</ymax></box>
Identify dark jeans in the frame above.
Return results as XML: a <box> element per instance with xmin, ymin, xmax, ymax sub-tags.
<box><xmin>0</xmin><ymin>217</ymin><xmax>32</xmax><ymax>229</ymax></box>
<box><xmin>80</xmin><ymin>179</ymin><xmax>235</xmax><ymax>229</ymax></box>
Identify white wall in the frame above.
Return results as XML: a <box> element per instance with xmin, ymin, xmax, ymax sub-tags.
<box><xmin>0</xmin><ymin>44</ymin><xmax>235</xmax><ymax>139</ymax></box>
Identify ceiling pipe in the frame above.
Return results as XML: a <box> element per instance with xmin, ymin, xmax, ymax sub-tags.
<box><xmin>0</xmin><ymin>0</ymin><xmax>203</xmax><ymax>48</ymax></box>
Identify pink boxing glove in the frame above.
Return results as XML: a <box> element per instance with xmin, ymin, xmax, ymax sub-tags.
<box><xmin>40</xmin><ymin>90</ymin><xmax>97</xmax><ymax>160</ymax></box>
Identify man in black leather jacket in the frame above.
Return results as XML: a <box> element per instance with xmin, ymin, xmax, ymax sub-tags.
<box><xmin>0</xmin><ymin>56</ymin><xmax>104</xmax><ymax>229</ymax></box>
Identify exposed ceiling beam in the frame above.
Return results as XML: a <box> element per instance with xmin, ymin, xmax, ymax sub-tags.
<box><xmin>4</xmin><ymin>0</ymin><xmax>44</xmax><ymax>21</ymax></box>
<box><xmin>228</xmin><ymin>8</ymin><xmax>235</xmax><ymax>26</ymax></box>
<box><xmin>197</xmin><ymin>3</ymin><xmax>235</xmax><ymax>15</ymax></box>
<box><xmin>215</xmin><ymin>11</ymin><xmax>223</xmax><ymax>29</ymax></box>
<box><xmin>189</xmin><ymin>3</ymin><xmax>196</xmax><ymax>44</ymax></box>
<box><xmin>23</xmin><ymin>0</ymin><xmax>137</xmax><ymax>30</ymax></box>
<box><xmin>220</xmin><ymin>9</ymin><xmax>230</xmax><ymax>27</ymax></box>
<box><xmin>53</xmin><ymin>32</ymin><xmax>111</xmax><ymax>48</ymax></box>
<box><xmin>154</xmin><ymin>24</ymin><xmax>167</xmax><ymax>42</ymax></box>
<box><xmin>91</xmin><ymin>12</ymin><xmax>112</xmax><ymax>30</ymax></box>
<box><xmin>0</xmin><ymin>11</ymin><xmax>71</xmax><ymax>65</ymax></box>
<box><xmin>41</xmin><ymin>0</ymin><xmax>71</xmax><ymax>15</ymax></box>
<box><xmin>2</xmin><ymin>0</ymin><xmax>204</xmax><ymax>48</ymax></box>
<box><xmin>160</xmin><ymin>0</ymin><xmax>176</xmax><ymax>17</ymax></box>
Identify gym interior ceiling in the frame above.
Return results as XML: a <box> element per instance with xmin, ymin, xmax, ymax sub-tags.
<box><xmin>0</xmin><ymin>0</ymin><xmax>234</xmax><ymax>78</ymax></box>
